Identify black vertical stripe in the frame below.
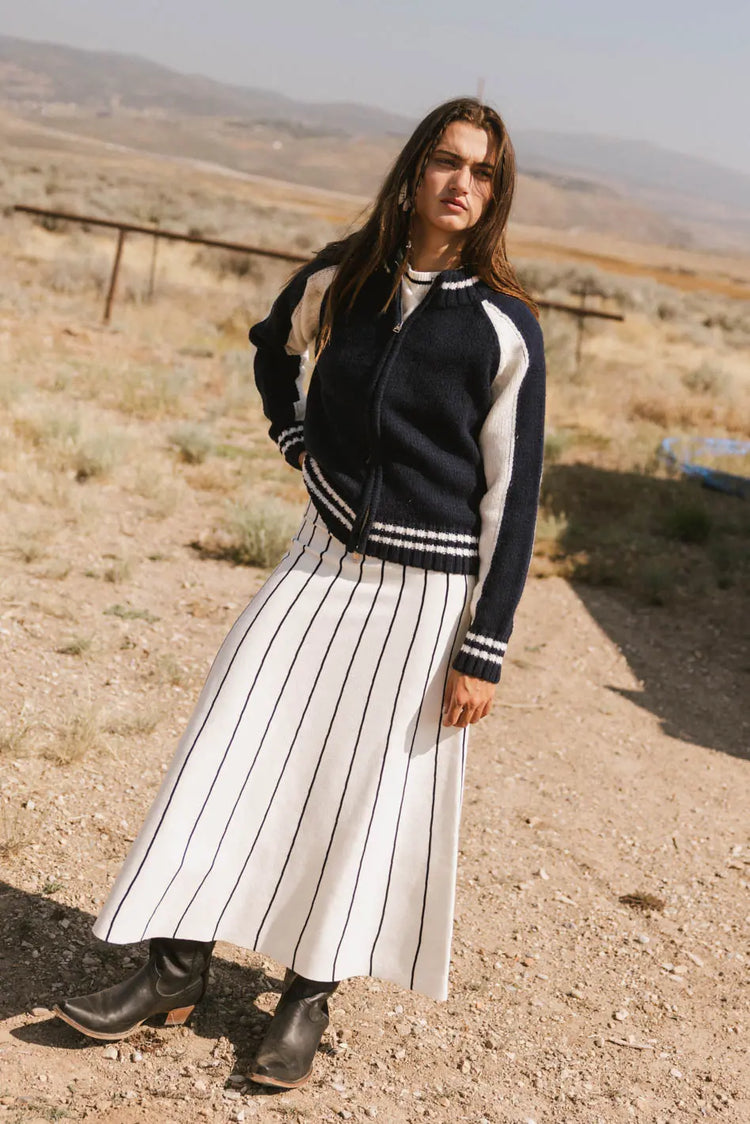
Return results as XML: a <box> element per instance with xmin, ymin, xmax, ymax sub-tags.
<box><xmin>104</xmin><ymin>511</ymin><xmax>319</xmax><ymax>939</ymax></box>
<box><xmin>252</xmin><ymin>556</ymin><xmax>385</xmax><ymax>946</ymax></box>
<box><xmin>139</xmin><ymin>529</ymin><xmax>333</xmax><ymax>939</ymax></box>
<box><xmin>208</xmin><ymin>549</ymin><xmax>360</xmax><ymax>938</ymax></box>
<box><xmin>368</xmin><ymin>571</ymin><xmax>450</xmax><ymax>974</ymax></box>
<box><xmin>331</xmin><ymin>567</ymin><xmax>429</xmax><ymax>979</ymax></box>
<box><xmin>290</xmin><ymin>559</ymin><xmax>403</xmax><ymax>971</ymax></box>
<box><xmin>164</xmin><ymin>533</ymin><xmax>339</xmax><ymax>938</ymax></box>
<box><xmin>410</xmin><ymin>574</ymin><xmax>471</xmax><ymax>989</ymax></box>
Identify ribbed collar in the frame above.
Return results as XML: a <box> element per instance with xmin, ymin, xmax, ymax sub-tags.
<box><xmin>430</xmin><ymin>266</ymin><xmax>482</xmax><ymax>307</ymax></box>
<box><xmin>385</xmin><ymin>260</ymin><xmax>481</xmax><ymax>307</ymax></box>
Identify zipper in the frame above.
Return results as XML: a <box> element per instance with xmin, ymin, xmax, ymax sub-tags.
<box><xmin>353</xmin><ymin>503</ymin><xmax>371</xmax><ymax>553</ymax></box>
<box><xmin>392</xmin><ymin>282</ymin><xmax>405</xmax><ymax>333</ymax></box>
<box><xmin>347</xmin><ymin>278</ymin><xmax>439</xmax><ymax>554</ymax></box>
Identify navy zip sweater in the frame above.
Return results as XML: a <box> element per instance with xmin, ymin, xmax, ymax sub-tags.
<box><xmin>249</xmin><ymin>256</ymin><xmax>546</xmax><ymax>684</ymax></box>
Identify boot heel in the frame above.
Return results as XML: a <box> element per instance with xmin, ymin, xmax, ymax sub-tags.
<box><xmin>164</xmin><ymin>1005</ymin><xmax>195</xmax><ymax>1026</ymax></box>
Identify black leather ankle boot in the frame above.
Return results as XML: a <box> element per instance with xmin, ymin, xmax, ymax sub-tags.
<box><xmin>250</xmin><ymin>972</ymin><xmax>339</xmax><ymax>1088</ymax></box>
<box><xmin>53</xmin><ymin>938</ymin><xmax>215</xmax><ymax>1040</ymax></box>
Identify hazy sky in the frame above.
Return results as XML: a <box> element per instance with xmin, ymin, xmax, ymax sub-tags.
<box><xmin>2</xmin><ymin>0</ymin><xmax>749</xmax><ymax>174</ymax></box>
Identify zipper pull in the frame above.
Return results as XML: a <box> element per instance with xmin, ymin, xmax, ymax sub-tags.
<box><xmin>393</xmin><ymin>322</ymin><xmax>402</xmax><ymax>334</ymax></box>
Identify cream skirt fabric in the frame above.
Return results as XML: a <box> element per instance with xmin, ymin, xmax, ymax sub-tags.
<box><xmin>93</xmin><ymin>499</ymin><xmax>475</xmax><ymax>1000</ymax></box>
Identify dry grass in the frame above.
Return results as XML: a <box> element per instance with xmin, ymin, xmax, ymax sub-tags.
<box><xmin>0</xmin><ymin>138</ymin><xmax>747</xmax><ymax>790</ymax></box>
<box><xmin>103</xmin><ymin>603</ymin><xmax>160</xmax><ymax>624</ymax></box>
<box><xmin>169</xmin><ymin>423</ymin><xmax>213</xmax><ymax>464</ymax></box>
<box><xmin>105</xmin><ymin>708</ymin><xmax>163</xmax><ymax>738</ymax></box>
<box><xmin>56</xmin><ymin>635</ymin><xmax>93</xmax><ymax>657</ymax></box>
<box><xmin>192</xmin><ymin>499</ymin><xmax>299</xmax><ymax>569</ymax></box>
<box><xmin>102</xmin><ymin>557</ymin><xmax>133</xmax><ymax>584</ymax></box>
<box><xmin>149</xmin><ymin>652</ymin><xmax>190</xmax><ymax>688</ymax></box>
<box><xmin>0</xmin><ymin>800</ymin><xmax>32</xmax><ymax>859</ymax></box>
<box><xmin>0</xmin><ymin>703</ymin><xmax>105</xmax><ymax>765</ymax></box>
<box><xmin>0</xmin><ymin>713</ymin><xmax>39</xmax><ymax>758</ymax></box>
<box><xmin>536</xmin><ymin>464</ymin><xmax>750</xmax><ymax>606</ymax></box>
<box><xmin>48</xmin><ymin>706</ymin><xmax>105</xmax><ymax>765</ymax></box>
<box><xmin>11</xmin><ymin>403</ymin><xmax>129</xmax><ymax>479</ymax></box>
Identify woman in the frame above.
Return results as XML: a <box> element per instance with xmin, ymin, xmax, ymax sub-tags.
<box><xmin>53</xmin><ymin>97</ymin><xmax>545</xmax><ymax>1090</ymax></box>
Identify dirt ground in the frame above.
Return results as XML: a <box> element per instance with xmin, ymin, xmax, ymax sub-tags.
<box><xmin>1</xmin><ymin>496</ymin><xmax>748</xmax><ymax>1123</ymax></box>
<box><xmin>1</xmin><ymin>152</ymin><xmax>748</xmax><ymax>1122</ymax></box>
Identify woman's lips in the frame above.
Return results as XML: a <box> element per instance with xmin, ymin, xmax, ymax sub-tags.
<box><xmin>441</xmin><ymin>197</ymin><xmax>467</xmax><ymax>212</ymax></box>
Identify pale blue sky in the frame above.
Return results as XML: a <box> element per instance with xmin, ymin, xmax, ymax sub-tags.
<box><xmin>2</xmin><ymin>0</ymin><xmax>749</xmax><ymax>173</ymax></box>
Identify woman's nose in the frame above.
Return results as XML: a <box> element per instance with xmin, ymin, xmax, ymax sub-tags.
<box><xmin>450</xmin><ymin>164</ymin><xmax>472</xmax><ymax>193</ymax></box>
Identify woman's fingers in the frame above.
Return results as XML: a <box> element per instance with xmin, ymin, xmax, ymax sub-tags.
<box><xmin>442</xmin><ymin>669</ymin><xmax>496</xmax><ymax>727</ymax></box>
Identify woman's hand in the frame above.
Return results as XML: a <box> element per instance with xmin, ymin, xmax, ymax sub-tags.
<box><xmin>442</xmin><ymin>668</ymin><xmax>495</xmax><ymax>728</ymax></box>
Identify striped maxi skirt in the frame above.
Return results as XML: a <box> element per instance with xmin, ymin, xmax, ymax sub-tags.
<box><xmin>93</xmin><ymin>499</ymin><xmax>476</xmax><ymax>1001</ymax></box>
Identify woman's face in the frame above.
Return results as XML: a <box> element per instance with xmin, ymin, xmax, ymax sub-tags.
<box><xmin>412</xmin><ymin>121</ymin><xmax>498</xmax><ymax>242</ymax></box>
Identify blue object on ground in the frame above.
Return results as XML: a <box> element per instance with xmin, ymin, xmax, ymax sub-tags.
<box><xmin>658</xmin><ymin>436</ymin><xmax>750</xmax><ymax>499</ymax></box>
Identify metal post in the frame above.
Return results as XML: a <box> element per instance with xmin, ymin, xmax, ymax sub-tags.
<box><xmin>104</xmin><ymin>228</ymin><xmax>126</xmax><ymax>324</ymax></box>
<box><xmin>147</xmin><ymin>219</ymin><xmax>160</xmax><ymax>301</ymax></box>
<box><xmin>575</xmin><ymin>285</ymin><xmax>588</xmax><ymax>374</ymax></box>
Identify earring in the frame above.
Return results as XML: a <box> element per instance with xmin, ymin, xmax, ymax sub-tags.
<box><xmin>398</xmin><ymin>182</ymin><xmax>412</xmax><ymax>212</ymax></box>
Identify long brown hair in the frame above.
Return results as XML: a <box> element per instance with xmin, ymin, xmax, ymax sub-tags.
<box><xmin>315</xmin><ymin>96</ymin><xmax>536</xmax><ymax>353</ymax></box>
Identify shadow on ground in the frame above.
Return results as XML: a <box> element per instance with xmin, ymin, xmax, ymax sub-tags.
<box><xmin>539</xmin><ymin>463</ymin><xmax>749</xmax><ymax>760</ymax></box>
<box><xmin>0</xmin><ymin>880</ymin><xmax>299</xmax><ymax>1092</ymax></box>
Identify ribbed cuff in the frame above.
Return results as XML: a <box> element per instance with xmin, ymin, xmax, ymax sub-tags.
<box><xmin>452</xmin><ymin>630</ymin><xmax>507</xmax><ymax>684</ymax></box>
<box><xmin>276</xmin><ymin>424</ymin><xmax>306</xmax><ymax>470</ymax></box>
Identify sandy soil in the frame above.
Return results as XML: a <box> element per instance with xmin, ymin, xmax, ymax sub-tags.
<box><xmin>0</xmin><ymin>149</ymin><xmax>748</xmax><ymax>1122</ymax></box>
<box><xmin>1</xmin><ymin>524</ymin><xmax>748</xmax><ymax>1122</ymax></box>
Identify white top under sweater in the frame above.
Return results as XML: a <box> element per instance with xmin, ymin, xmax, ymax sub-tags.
<box><xmin>401</xmin><ymin>266</ymin><xmax>439</xmax><ymax>319</ymax></box>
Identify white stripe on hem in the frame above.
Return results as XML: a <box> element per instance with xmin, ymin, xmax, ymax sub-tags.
<box><xmin>307</xmin><ymin>457</ymin><xmax>357</xmax><ymax>520</ymax></box>
<box><xmin>303</xmin><ymin>462</ymin><xmax>354</xmax><ymax>529</ymax></box>
<box><xmin>368</xmin><ymin>533</ymin><xmax>478</xmax><ymax>558</ymax></box>
<box><xmin>370</xmin><ymin>521</ymin><xmax>478</xmax><ymax>545</ymax></box>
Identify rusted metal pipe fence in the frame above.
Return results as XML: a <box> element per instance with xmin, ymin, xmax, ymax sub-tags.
<box><xmin>12</xmin><ymin>205</ymin><xmax>625</xmax><ymax>352</ymax></box>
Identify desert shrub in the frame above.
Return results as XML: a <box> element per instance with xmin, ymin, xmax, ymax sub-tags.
<box><xmin>636</xmin><ymin>561</ymin><xmax>676</xmax><ymax>606</ymax></box>
<box><xmin>104</xmin><ymin>603</ymin><xmax>160</xmax><ymax>623</ymax></box>
<box><xmin>72</xmin><ymin>432</ymin><xmax>128</xmax><ymax>481</ymax></box>
<box><xmin>56</xmin><ymin>636</ymin><xmax>93</xmax><ymax>657</ymax></box>
<box><xmin>193</xmin><ymin>246</ymin><xmax>264</xmax><ymax>280</ymax></box>
<box><xmin>661</xmin><ymin>500</ymin><xmax>712</xmax><ymax>544</ymax></box>
<box><xmin>105</xmin><ymin>709</ymin><xmax>162</xmax><ymax>738</ymax></box>
<box><xmin>150</xmin><ymin>652</ymin><xmax>189</xmax><ymax>688</ymax></box>
<box><xmin>0</xmin><ymin>800</ymin><xmax>32</xmax><ymax>858</ymax></box>
<box><xmin>48</xmin><ymin>708</ymin><xmax>103</xmax><ymax>765</ymax></box>
<box><xmin>170</xmin><ymin>423</ymin><xmax>213</xmax><ymax>464</ymax></box>
<box><xmin>13</xmin><ymin>408</ymin><xmax>80</xmax><ymax>449</ymax></box>
<box><xmin>543</xmin><ymin>430</ymin><xmax>574</xmax><ymax>465</ymax></box>
<box><xmin>192</xmin><ymin>500</ymin><xmax>299</xmax><ymax>568</ymax></box>
<box><xmin>538</xmin><ymin>309</ymin><xmax>577</xmax><ymax>377</ymax></box>
<box><xmin>222</xmin><ymin>501</ymin><xmax>299</xmax><ymax>568</ymax></box>
<box><xmin>682</xmin><ymin>363</ymin><xmax>731</xmax><ymax>396</ymax></box>
<box><xmin>103</xmin><ymin>558</ymin><xmax>133</xmax><ymax>583</ymax></box>
<box><xmin>0</xmin><ymin>713</ymin><xmax>38</xmax><ymax>757</ymax></box>
<box><xmin>112</xmin><ymin>366</ymin><xmax>191</xmax><ymax>419</ymax></box>
<box><xmin>12</xmin><ymin>406</ymin><xmax>128</xmax><ymax>479</ymax></box>
<box><xmin>43</xmin><ymin>253</ymin><xmax>111</xmax><ymax>295</ymax></box>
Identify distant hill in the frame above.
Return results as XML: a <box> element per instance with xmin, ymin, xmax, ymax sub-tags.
<box><xmin>514</xmin><ymin>131</ymin><xmax>750</xmax><ymax>249</ymax></box>
<box><xmin>2</xmin><ymin>34</ymin><xmax>749</xmax><ymax>250</ymax></box>
<box><xmin>0</xmin><ymin>35</ymin><xmax>413</xmax><ymax>135</ymax></box>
